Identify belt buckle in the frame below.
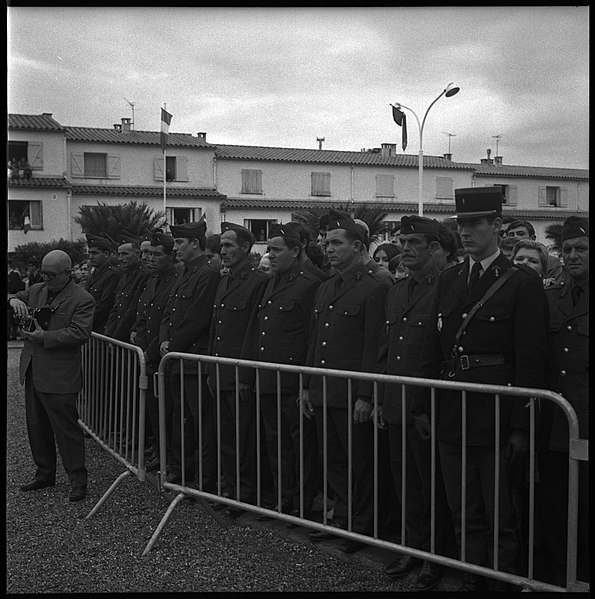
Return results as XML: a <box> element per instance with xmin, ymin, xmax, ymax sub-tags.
<box><xmin>460</xmin><ymin>355</ymin><xmax>470</xmax><ymax>371</ymax></box>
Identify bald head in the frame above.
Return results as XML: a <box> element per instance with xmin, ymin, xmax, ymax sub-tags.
<box><xmin>42</xmin><ymin>249</ymin><xmax>72</xmax><ymax>271</ymax></box>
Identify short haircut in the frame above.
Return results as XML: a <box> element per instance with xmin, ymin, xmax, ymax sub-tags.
<box><xmin>507</xmin><ymin>219</ymin><xmax>535</xmax><ymax>237</ymax></box>
<box><xmin>206</xmin><ymin>234</ymin><xmax>221</xmax><ymax>254</ymax></box>
<box><xmin>436</xmin><ymin>223</ymin><xmax>459</xmax><ymax>260</ymax></box>
<box><xmin>512</xmin><ymin>239</ymin><xmax>549</xmax><ymax>275</ymax></box>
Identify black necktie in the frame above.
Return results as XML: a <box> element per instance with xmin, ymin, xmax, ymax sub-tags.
<box><xmin>571</xmin><ymin>284</ymin><xmax>582</xmax><ymax>307</ymax></box>
<box><xmin>334</xmin><ymin>275</ymin><xmax>344</xmax><ymax>293</ymax></box>
<box><xmin>468</xmin><ymin>261</ymin><xmax>482</xmax><ymax>291</ymax></box>
<box><xmin>408</xmin><ymin>277</ymin><xmax>418</xmax><ymax>300</ymax></box>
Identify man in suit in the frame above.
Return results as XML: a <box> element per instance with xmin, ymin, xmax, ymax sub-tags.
<box><xmin>242</xmin><ymin>224</ymin><xmax>322</xmax><ymax>520</ymax></box>
<box><xmin>207</xmin><ymin>221</ymin><xmax>269</xmax><ymax>515</ymax></box>
<box><xmin>301</xmin><ymin>209</ymin><xmax>388</xmax><ymax>554</ymax></box>
<box><xmin>415</xmin><ymin>187</ymin><xmax>549</xmax><ymax>591</ymax></box>
<box><xmin>9</xmin><ymin>250</ymin><xmax>95</xmax><ymax>502</ymax></box>
<box><xmin>378</xmin><ymin>216</ymin><xmax>456</xmax><ymax>591</ymax></box>
<box><xmin>84</xmin><ymin>233</ymin><xmax>120</xmax><ymax>334</ymax></box>
<box><xmin>537</xmin><ymin>216</ymin><xmax>589</xmax><ymax>586</ymax></box>
<box><xmin>159</xmin><ymin>219</ymin><xmax>220</xmax><ymax>489</ymax></box>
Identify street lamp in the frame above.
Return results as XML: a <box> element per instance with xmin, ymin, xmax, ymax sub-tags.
<box><xmin>392</xmin><ymin>82</ymin><xmax>460</xmax><ymax>216</ymax></box>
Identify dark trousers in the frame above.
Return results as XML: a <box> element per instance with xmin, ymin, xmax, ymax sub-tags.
<box><xmin>169</xmin><ymin>372</ymin><xmax>216</xmax><ymax>490</ymax></box>
<box><xmin>261</xmin><ymin>393</ymin><xmax>319</xmax><ymax>513</ymax></box>
<box><xmin>439</xmin><ymin>441</ymin><xmax>519</xmax><ymax>573</ymax></box>
<box><xmin>388</xmin><ymin>423</ymin><xmax>455</xmax><ymax>555</ymax></box>
<box><xmin>314</xmin><ymin>405</ymin><xmax>374</xmax><ymax>534</ymax></box>
<box><xmin>24</xmin><ymin>370</ymin><xmax>87</xmax><ymax>487</ymax></box>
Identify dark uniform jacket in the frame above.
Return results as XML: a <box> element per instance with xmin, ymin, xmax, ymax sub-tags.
<box><xmin>16</xmin><ymin>279</ymin><xmax>94</xmax><ymax>394</ymax></box>
<box><xmin>242</xmin><ymin>263</ymin><xmax>322</xmax><ymax>394</ymax></box>
<box><xmin>305</xmin><ymin>263</ymin><xmax>387</xmax><ymax>408</ymax></box>
<box><xmin>379</xmin><ymin>270</ymin><xmax>443</xmax><ymax>424</ymax></box>
<box><xmin>208</xmin><ymin>259</ymin><xmax>269</xmax><ymax>390</ymax></box>
<box><xmin>543</xmin><ymin>277</ymin><xmax>589</xmax><ymax>451</ymax></box>
<box><xmin>133</xmin><ymin>265</ymin><xmax>179</xmax><ymax>369</ymax></box>
<box><xmin>418</xmin><ymin>253</ymin><xmax>549</xmax><ymax>445</ymax></box>
<box><xmin>301</xmin><ymin>258</ymin><xmax>329</xmax><ymax>282</ymax></box>
<box><xmin>159</xmin><ymin>254</ymin><xmax>220</xmax><ymax>373</ymax></box>
<box><xmin>365</xmin><ymin>258</ymin><xmax>395</xmax><ymax>290</ymax></box>
<box><xmin>85</xmin><ymin>262</ymin><xmax>120</xmax><ymax>334</ymax></box>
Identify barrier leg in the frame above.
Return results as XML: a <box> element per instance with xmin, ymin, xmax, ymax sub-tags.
<box><xmin>142</xmin><ymin>492</ymin><xmax>186</xmax><ymax>555</ymax></box>
<box><xmin>85</xmin><ymin>470</ymin><xmax>132</xmax><ymax>520</ymax></box>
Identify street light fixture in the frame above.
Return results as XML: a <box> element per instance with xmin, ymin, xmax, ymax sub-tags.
<box><xmin>392</xmin><ymin>82</ymin><xmax>460</xmax><ymax>216</ymax></box>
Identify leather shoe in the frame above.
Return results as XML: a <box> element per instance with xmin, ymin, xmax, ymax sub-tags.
<box><xmin>383</xmin><ymin>555</ymin><xmax>422</xmax><ymax>579</ymax></box>
<box><xmin>69</xmin><ymin>486</ymin><xmax>87</xmax><ymax>502</ymax></box>
<box><xmin>309</xmin><ymin>521</ymin><xmax>345</xmax><ymax>543</ymax></box>
<box><xmin>414</xmin><ymin>561</ymin><xmax>443</xmax><ymax>591</ymax></box>
<box><xmin>20</xmin><ymin>479</ymin><xmax>54</xmax><ymax>492</ymax></box>
<box><xmin>338</xmin><ymin>539</ymin><xmax>367</xmax><ymax>554</ymax></box>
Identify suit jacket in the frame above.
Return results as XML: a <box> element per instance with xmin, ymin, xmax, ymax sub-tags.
<box><xmin>419</xmin><ymin>253</ymin><xmax>549</xmax><ymax>445</ymax></box>
<box><xmin>543</xmin><ymin>277</ymin><xmax>589</xmax><ymax>451</ymax></box>
<box><xmin>84</xmin><ymin>261</ymin><xmax>120</xmax><ymax>333</ymax></box>
<box><xmin>105</xmin><ymin>262</ymin><xmax>151</xmax><ymax>341</ymax></box>
<box><xmin>305</xmin><ymin>263</ymin><xmax>387</xmax><ymax>408</ymax></box>
<box><xmin>242</xmin><ymin>263</ymin><xmax>322</xmax><ymax>394</ymax></box>
<box><xmin>207</xmin><ymin>259</ymin><xmax>269</xmax><ymax>390</ymax></box>
<box><xmin>16</xmin><ymin>279</ymin><xmax>95</xmax><ymax>393</ymax></box>
<box><xmin>133</xmin><ymin>266</ymin><xmax>179</xmax><ymax>369</ymax></box>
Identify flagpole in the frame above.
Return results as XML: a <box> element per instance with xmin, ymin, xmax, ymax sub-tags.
<box><xmin>162</xmin><ymin>103</ymin><xmax>167</xmax><ymax>231</ymax></box>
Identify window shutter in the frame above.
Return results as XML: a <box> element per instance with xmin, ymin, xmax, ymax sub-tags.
<box><xmin>311</xmin><ymin>172</ymin><xmax>330</xmax><ymax>196</ymax></box>
<box><xmin>193</xmin><ymin>208</ymin><xmax>202</xmax><ymax>222</ymax></box>
<box><xmin>107</xmin><ymin>155</ymin><xmax>121</xmax><ymax>179</ymax></box>
<box><xmin>29</xmin><ymin>201</ymin><xmax>42</xmax><ymax>227</ymax></box>
<box><xmin>254</xmin><ymin>169</ymin><xmax>262</xmax><ymax>193</ymax></box>
<box><xmin>507</xmin><ymin>185</ymin><xmax>518</xmax><ymax>206</ymax></box>
<box><xmin>71</xmin><ymin>154</ymin><xmax>85</xmax><ymax>178</ymax></box>
<box><xmin>27</xmin><ymin>142</ymin><xmax>44</xmax><ymax>170</ymax></box>
<box><xmin>435</xmin><ymin>176</ymin><xmax>454</xmax><ymax>199</ymax></box>
<box><xmin>375</xmin><ymin>174</ymin><xmax>394</xmax><ymax>197</ymax></box>
<box><xmin>154</xmin><ymin>157</ymin><xmax>164</xmax><ymax>181</ymax></box>
<box><xmin>241</xmin><ymin>169</ymin><xmax>262</xmax><ymax>193</ymax></box>
<box><xmin>559</xmin><ymin>187</ymin><xmax>568</xmax><ymax>208</ymax></box>
<box><xmin>176</xmin><ymin>157</ymin><xmax>189</xmax><ymax>182</ymax></box>
<box><xmin>537</xmin><ymin>186</ymin><xmax>547</xmax><ymax>207</ymax></box>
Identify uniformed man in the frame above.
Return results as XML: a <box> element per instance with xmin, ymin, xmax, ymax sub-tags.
<box><xmin>242</xmin><ymin>223</ymin><xmax>322</xmax><ymax>520</ymax></box>
<box><xmin>140</xmin><ymin>236</ymin><xmax>153</xmax><ymax>268</ymax></box>
<box><xmin>377</xmin><ymin>216</ymin><xmax>456</xmax><ymax>591</ymax></box>
<box><xmin>159</xmin><ymin>219</ymin><xmax>220</xmax><ymax>489</ymax></box>
<box><xmin>301</xmin><ymin>209</ymin><xmax>387</xmax><ymax>554</ymax></box>
<box><xmin>354</xmin><ymin>218</ymin><xmax>396</xmax><ymax>290</ymax></box>
<box><xmin>207</xmin><ymin>221</ymin><xmax>269</xmax><ymax>514</ymax></box>
<box><xmin>284</xmin><ymin>221</ymin><xmax>329</xmax><ymax>281</ymax></box>
<box><xmin>415</xmin><ymin>187</ymin><xmax>549</xmax><ymax>591</ymax></box>
<box><xmin>84</xmin><ymin>233</ymin><xmax>120</xmax><ymax>334</ymax></box>
<box><xmin>104</xmin><ymin>235</ymin><xmax>151</xmax><ymax>341</ymax></box>
<box><xmin>131</xmin><ymin>231</ymin><xmax>179</xmax><ymax>470</ymax></box>
<box><xmin>537</xmin><ymin>216</ymin><xmax>589</xmax><ymax>586</ymax></box>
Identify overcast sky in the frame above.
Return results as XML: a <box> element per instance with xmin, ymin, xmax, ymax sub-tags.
<box><xmin>8</xmin><ymin>6</ymin><xmax>589</xmax><ymax>170</ymax></box>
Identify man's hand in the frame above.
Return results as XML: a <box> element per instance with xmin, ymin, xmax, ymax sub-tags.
<box><xmin>353</xmin><ymin>398</ymin><xmax>372</xmax><ymax>424</ymax></box>
<box><xmin>9</xmin><ymin>297</ymin><xmax>28</xmax><ymax>319</ymax></box>
<box><xmin>298</xmin><ymin>389</ymin><xmax>315</xmax><ymax>420</ymax></box>
<box><xmin>130</xmin><ymin>331</ymin><xmax>137</xmax><ymax>344</ymax></box>
<box><xmin>159</xmin><ymin>341</ymin><xmax>169</xmax><ymax>357</ymax></box>
<box><xmin>371</xmin><ymin>405</ymin><xmax>387</xmax><ymax>429</ymax></box>
<box><xmin>505</xmin><ymin>429</ymin><xmax>529</xmax><ymax>470</ymax></box>
<box><xmin>413</xmin><ymin>413</ymin><xmax>431</xmax><ymax>440</ymax></box>
<box><xmin>22</xmin><ymin>318</ymin><xmax>44</xmax><ymax>344</ymax></box>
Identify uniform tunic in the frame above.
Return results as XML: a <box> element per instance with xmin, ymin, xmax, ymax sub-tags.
<box><xmin>85</xmin><ymin>261</ymin><xmax>120</xmax><ymax>334</ymax></box>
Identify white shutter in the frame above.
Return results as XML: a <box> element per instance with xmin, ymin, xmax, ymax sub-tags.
<box><xmin>436</xmin><ymin>177</ymin><xmax>454</xmax><ymax>199</ymax></box>
<box><xmin>29</xmin><ymin>201</ymin><xmax>42</xmax><ymax>228</ymax></box>
<box><xmin>376</xmin><ymin>174</ymin><xmax>394</xmax><ymax>197</ymax></box>
<box><xmin>559</xmin><ymin>187</ymin><xmax>568</xmax><ymax>208</ymax></box>
<box><xmin>27</xmin><ymin>142</ymin><xmax>43</xmax><ymax>170</ymax></box>
<box><xmin>311</xmin><ymin>172</ymin><xmax>330</xmax><ymax>196</ymax></box>
<box><xmin>154</xmin><ymin>157</ymin><xmax>164</xmax><ymax>181</ymax></box>
<box><xmin>537</xmin><ymin>186</ymin><xmax>547</xmax><ymax>207</ymax></box>
<box><xmin>176</xmin><ymin>157</ymin><xmax>189</xmax><ymax>182</ymax></box>
<box><xmin>107</xmin><ymin>155</ymin><xmax>121</xmax><ymax>179</ymax></box>
<box><xmin>507</xmin><ymin>185</ymin><xmax>518</xmax><ymax>206</ymax></box>
<box><xmin>71</xmin><ymin>153</ymin><xmax>85</xmax><ymax>178</ymax></box>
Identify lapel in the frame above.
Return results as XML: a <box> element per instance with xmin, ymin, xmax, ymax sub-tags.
<box><xmin>463</xmin><ymin>254</ymin><xmax>511</xmax><ymax>308</ymax></box>
<box><xmin>401</xmin><ymin>272</ymin><xmax>438</xmax><ymax>317</ymax></box>
<box><xmin>261</xmin><ymin>263</ymin><xmax>300</xmax><ymax>304</ymax></box>
<box><xmin>327</xmin><ymin>266</ymin><xmax>361</xmax><ymax>303</ymax></box>
<box><xmin>219</xmin><ymin>260</ymin><xmax>251</xmax><ymax>301</ymax></box>
<box><xmin>49</xmin><ymin>280</ymin><xmax>73</xmax><ymax>309</ymax></box>
<box><xmin>560</xmin><ymin>280</ymin><xmax>589</xmax><ymax>320</ymax></box>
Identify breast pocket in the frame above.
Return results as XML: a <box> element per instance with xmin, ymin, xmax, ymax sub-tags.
<box><xmin>407</xmin><ymin>313</ymin><xmax>431</xmax><ymax>346</ymax></box>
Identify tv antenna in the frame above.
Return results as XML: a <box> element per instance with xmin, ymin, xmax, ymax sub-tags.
<box><xmin>124</xmin><ymin>97</ymin><xmax>135</xmax><ymax>130</ymax></box>
<box><xmin>492</xmin><ymin>134</ymin><xmax>503</xmax><ymax>156</ymax></box>
<box><xmin>442</xmin><ymin>132</ymin><xmax>457</xmax><ymax>154</ymax></box>
<box><xmin>316</xmin><ymin>137</ymin><xmax>325</xmax><ymax>150</ymax></box>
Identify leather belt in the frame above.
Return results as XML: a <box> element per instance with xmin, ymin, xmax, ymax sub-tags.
<box><xmin>442</xmin><ymin>354</ymin><xmax>514</xmax><ymax>372</ymax></box>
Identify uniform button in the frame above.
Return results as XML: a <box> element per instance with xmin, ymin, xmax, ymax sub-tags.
<box><xmin>260</xmin><ymin>347</ymin><xmax>265</xmax><ymax>351</ymax></box>
<box><xmin>396</xmin><ymin>355</ymin><xmax>401</xmax><ymax>360</ymax></box>
<box><xmin>214</xmin><ymin>353</ymin><xmax>219</xmax><ymax>357</ymax></box>
<box><xmin>489</xmin><ymin>316</ymin><xmax>495</xmax><ymax>322</ymax></box>
<box><xmin>560</xmin><ymin>370</ymin><xmax>566</xmax><ymax>376</ymax></box>
<box><xmin>402</xmin><ymin>317</ymin><xmax>407</xmax><ymax>322</ymax></box>
<box><xmin>563</xmin><ymin>347</ymin><xmax>569</xmax><ymax>353</ymax></box>
<box><xmin>398</xmin><ymin>336</ymin><xmax>403</xmax><ymax>341</ymax></box>
<box><xmin>279</xmin><ymin>306</ymin><xmax>283</xmax><ymax>310</ymax></box>
<box><xmin>264</xmin><ymin>316</ymin><xmax>269</xmax><ymax>321</ymax></box>
<box><xmin>567</xmin><ymin>325</ymin><xmax>572</xmax><ymax>331</ymax></box>
<box><xmin>221</xmin><ymin>303</ymin><xmax>224</xmax><ymax>307</ymax></box>
<box><xmin>458</xmin><ymin>346</ymin><xmax>464</xmax><ymax>352</ymax></box>
<box><xmin>320</xmin><ymin>360</ymin><xmax>326</xmax><ymax>365</ymax></box>
<box><xmin>462</xmin><ymin>313</ymin><xmax>467</xmax><ymax>318</ymax></box>
<box><xmin>324</xmin><ymin>323</ymin><xmax>329</xmax><ymax>328</ymax></box>
<box><xmin>268</xmin><ymin>300</ymin><xmax>272</xmax><ymax>304</ymax></box>
<box><xmin>218</xmin><ymin>320</ymin><xmax>222</xmax><ymax>325</ymax></box>
<box><xmin>261</xmin><ymin>331</ymin><xmax>266</xmax><ymax>335</ymax></box>
<box><xmin>329</xmin><ymin>305</ymin><xmax>333</xmax><ymax>310</ymax></box>
<box><xmin>321</xmin><ymin>341</ymin><xmax>327</xmax><ymax>347</ymax></box>
<box><xmin>216</xmin><ymin>336</ymin><xmax>221</xmax><ymax>341</ymax></box>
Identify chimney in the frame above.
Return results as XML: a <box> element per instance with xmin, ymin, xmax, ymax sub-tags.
<box><xmin>443</xmin><ymin>153</ymin><xmax>452</xmax><ymax>161</ymax></box>
<box><xmin>121</xmin><ymin>117</ymin><xmax>131</xmax><ymax>133</ymax></box>
<box><xmin>113</xmin><ymin>123</ymin><xmax>122</xmax><ymax>132</ymax></box>
<box><xmin>381</xmin><ymin>143</ymin><xmax>396</xmax><ymax>158</ymax></box>
<box><xmin>317</xmin><ymin>137</ymin><xmax>325</xmax><ymax>150</ymax></box>
<box><xmin>494</xmin><ymin>156</ymin><xmax>503</xmax><ymax>166</ymax></box>
<box><xmin>197</xmin><ymin>132</ymin><xmax>207</xmax><ymax>141</ymax></box>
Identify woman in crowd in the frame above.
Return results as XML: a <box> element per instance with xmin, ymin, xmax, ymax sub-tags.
<box><xmin>373</xmin><ymin>243</ymin><xmax>401</xmax><ymax>272</ymax></box>
<box><xmin>511</xmin><ymin>239</ymin><xmax>555</xmax><ymax>287</ymax></box>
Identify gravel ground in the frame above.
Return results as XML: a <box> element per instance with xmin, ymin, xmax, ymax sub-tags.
<box><xmin>6</xmin><ymin>342</ymin><xmax>414</xmax><ymax>594</ymax></box>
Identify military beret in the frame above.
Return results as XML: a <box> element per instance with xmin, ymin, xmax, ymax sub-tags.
<box><xmin>151</xmin><ymin>231</ymin><xmax>175</xmax><ymax>249</ymax></box>
<box><xmin>85</xmin><ymin>233</ymin><xmax>112</xmax><ymax>251</ymax></box>
<box><xmin>325</xmin><ymin>209</ymin><xmax>364</xmax><ymax>241</ymax></box>
<box><xmin>220</xmin><ymin>221</ymin><xmax>255</xmax><ymax>244</ymax></box>
<box><xmin>170</xmin><ymin>219</ymin><xmax>207</xmax><ymax>240</ymax></box>
<box><xmin>268</xmin><ymin>223</ymin><xmax>301</xmax><ymax>242</ymax></box>
<box><xmin>117</xmin><ymin>233</ymin><xmax>141</xmax><ymax>249</ymax></box>
<box><xmin>284</xmin><ymin>221</ymin><xmax>312</xmax><ymax>243</ymax></box>
<box><xmin>455</xmin><ymin>187</ymin><xmax>503</xmax><ymax>219</ymax></box>
<box><xmin>561</xmin><ymin>216</ymin><xmax>589</xmax><ymax>241</ymax></box>
<box><xmin>400</xmin><ymin>215</ymin><xmax>441</xmax><ymax>237</ymax></box>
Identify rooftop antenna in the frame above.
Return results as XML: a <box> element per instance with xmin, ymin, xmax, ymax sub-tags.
<box><xmin>492</xmin><ymin>134</ymin><xmax>502</xmax><ymax>157</ymax></box>
<box><xmin>317</xmin><ymin>137</ymin><xmax>325</xmax><ymax>150</ymax></box>
<box><xmin>124</xmin><ymin>97</ymin><xmax>135</xmax><ymax>130</ymax></box>
<box><xmin>442</xmin><ymin>132</ymin><xmax>457</xmax><ymax>154</ymax></box>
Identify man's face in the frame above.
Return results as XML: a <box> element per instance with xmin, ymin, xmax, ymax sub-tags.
<box><xmin>150</xmin><ymin>245</ymin><xmax>174</xmax><ymax>272</ymax></box>
<box><xmin>562</xmin><ymin>236</ymin><xmax>589</xmax><ymax>281</ymax></box>
<box><xmin>174</xmin><ymin>238</ymin><xmax>197</xmax><ymax>264</ymax></box>
<box><xmin>458</xmin><ymin>216</ymin><xmax>501</xmax><ymax>260</ymax></box>
<box><xmin>117</xmin><ymin>244</ymin><xmax>140</xmax><ymax>270</ymax></box>
<box><xmin>507</xmin><ymin>226</ymin><xmax>534</xmax><ymax>240</ymax></box>
<box><xmin>220</xmin><ymin>231</ymin><xmax>247</xmax><ymax>269</ymax></box>
<box><xmin>87</xmin><ymin>247</ymin><xmax>108</xmax><ymax>268</ymax></box>
<box><xmin>140</xmin><ymin>241</ymin><xmax>152</xmax><ymax>266</ymax></box>
<box><xmin>324</xmin><ymin>229</ymin><xmax>360</xmax><ymax>272</ymax></box>
<box><xmin>399</xmin><ymin>233</ymin><xmax>434</xmax><ymax>273</ymax></box>
<box><xmin>40</xmin><ymin>260</ymin><xmax>71</xmax><ymax>293</ymax></box>
<box><xmin>267</xmin><ymin>236</ymin><xmax>299</xmax><ymax>274</ymax></box>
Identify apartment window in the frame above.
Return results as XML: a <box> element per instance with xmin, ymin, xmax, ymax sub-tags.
<box><xmin>166</xmin><ymin>207</ymin><xmax>202</xmax><ymax>226</ymax></box>
<box><xmin>8</xmin><ymin>140</ymin><xmax>44</xmax><ymax>170</ymax></box>
<box><xmin>435</xmin><ymin>176</ymin><xmax>454</xmax><ymax>200</ymax></box>
<box><xmin>375</xmin><ymin>174</ymin><xmax>394</xmax><ymax>198</ymax></box>
<box><xmin>311</xmin><ymin>172</ymin><xmax>331</xmax><ymax>196</ymax></box>
<box><xmin>245</xmin><ymin>219</ymin><xmax>277</xmax><ymax>242</ymax></box>
<box><xmin>71</xmin><ymin>153</ymin><xmax>120</xmax><ymax>179</ymax></box>
<box><xmin>241</xmin><ymin>169</ymin><xmax>263</xmax><ymax>194</ymax></box>
<box><xmin>538</xmin><ymin>186</ymin><xmax>567</xmax><ymax>208</ymax></box>
<box><xmin>84</xmin><ymin>153</ymin><xmax>107</xmax><ymax>178</ymax></box>
<box><xmin>493</xmin><ymin>184</ymin><xmax>517</xmax><ymax>206</ymax></box>
<box><xmin>154</xmin><ymin>156</ymin><xmax>189</xmax><ymax>182</ymax></box>
<box><xmin>8</xmin><ymin>200</ymin><xmax>43</xmax><ymax>231</ymax></box>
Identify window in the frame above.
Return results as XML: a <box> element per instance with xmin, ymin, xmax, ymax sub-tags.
<box><xmin>71</xmin><ymin>153</ymin><xmax>120</xmax><ymax>179</ymax></box>
<box><xmin>311</xmin><ymin>172</ymin><xmax>331</xmax><ymax>196</ymax></box>
<box><xmin>435</xmin><ymin>176</ymin><xmax>454</xmax><ymax>200</ymax></box>
<box><xmin>241</xmin><ymin>169</ymin><xmax>263</xmax><ymax>194</ymax></box>
<box><xmin>244</xmin><ymin>219</ymin><xmax>277</xmax><ymax>242</ymax></box>
<box><xmin>84</xmin><ymin>153</ymin><xmax>107</xmax><ymax>178</ymax></box>
<box><xmin>154</xmin><ymin>156</ymin><xmax>189</xmax><ymax>182</ymax></box>
<box><xmin>493</xmin><ymin>184</ymin><xmax>517</xmax><ymax>206</ymax></box>
<box><xmin>8</xmin><ymin>141</ymin><xmax>43</xmax><ymax>170</ymax></box>
<box><xmin>375</xmin><ymin>174</ymin><xmax>394</xmax><ymax>198</ymax></box>
<box><xmin>538</xmin><ymin>186</ymin><xmax>567</xmax><ymax>208</ymax></box>
<box><xmin>8</xmin><ymin>200</ymin><xmax>43</xmax><ymax>231</ymax></box>
<box><xmin>166</xmin><ymin>207</ymin><xmax>202</xmax><ymax>226</ymax></box>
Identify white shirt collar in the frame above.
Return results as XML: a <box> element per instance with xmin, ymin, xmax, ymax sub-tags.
<box><xmin>468</xmin><ymin>249</ymin><xmax>500</xmax><ymax>278</ymax></box>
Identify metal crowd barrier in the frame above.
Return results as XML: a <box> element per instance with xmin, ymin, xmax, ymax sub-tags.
<box><xmin>79</xmin><ymin>332</ymin><xmax>148</xmax><ymax>519</ymax></box>
<box><xmin>143</xmin><ymin>352</ymin><xmax>588</xmax><ymax>593</ymax></box>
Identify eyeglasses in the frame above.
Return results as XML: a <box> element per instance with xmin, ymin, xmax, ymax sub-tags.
<box><xmin>40</xmin><ymin>269</ymin><xmax>69</xmax><ymax>280</ymax></box>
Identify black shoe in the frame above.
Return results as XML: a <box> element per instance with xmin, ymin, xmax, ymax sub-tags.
<box><xmin>145</xmin><ymin>456</ymin><xmax>160</xmax><ymax>471</ymax></box>
<box><xmin>224</xmin><ymin>507</ymin><xmax>245</xmax><ymax>519</ymax></box>
<box><xmin>286</xmin><ymin>508</ymin><xmax>313</xmax><ymax>528</ymax></box>
<box><xmin>20</xmin><ymin>479</ymin><xmax>55</xmax><ymax>492</ymax></box>
<box><xmin>414</xmin><ymin>561</ymin><xmax>443</xmax><ymax>591</ymax></box>
<box><xmin>338</xmin><ymin>539</ymin><xmax>367</xmax><ymax>554</ymax></box>
<box><xmin>383</xmin><ymin>555</ymin><xmax>422</xmax><ymax>579</ymax></box>
<box><xmin>69</xmin><ymin>486</ymin><xmax>87</xmax><ymax>502</ymax></box>
<box><xmin>309</xmin><ymin>521</ymin><xmax>344</xmax><ymax>543</ymax></box>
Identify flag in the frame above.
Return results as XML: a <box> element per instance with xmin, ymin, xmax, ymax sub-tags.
<box><xmin>160</xmin><ymin>108</ymin><xmax>173</xmax><ymax>151</ymax></box>
<box><xmin>392</xmin><ymin>105</ymin><xmax>407</xmax><ymax>151</ymax></box>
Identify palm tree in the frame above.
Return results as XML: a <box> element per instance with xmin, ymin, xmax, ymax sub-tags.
<box><xmin>544</xmin><ymin>223</ymin><xmax>563</xmax><ymax>249</ymax></box>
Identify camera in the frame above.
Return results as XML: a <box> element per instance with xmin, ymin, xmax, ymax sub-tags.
<box><xmin>18</xmin><ymin>306</ymin><xmax>53</xmax><ymax>332</ymax></box>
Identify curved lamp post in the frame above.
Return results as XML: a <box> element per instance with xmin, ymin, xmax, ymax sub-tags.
<box><xmin>392</xmin><ymin>83</ymin><xmax>460</xmax><ymax>216</ymax></box>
